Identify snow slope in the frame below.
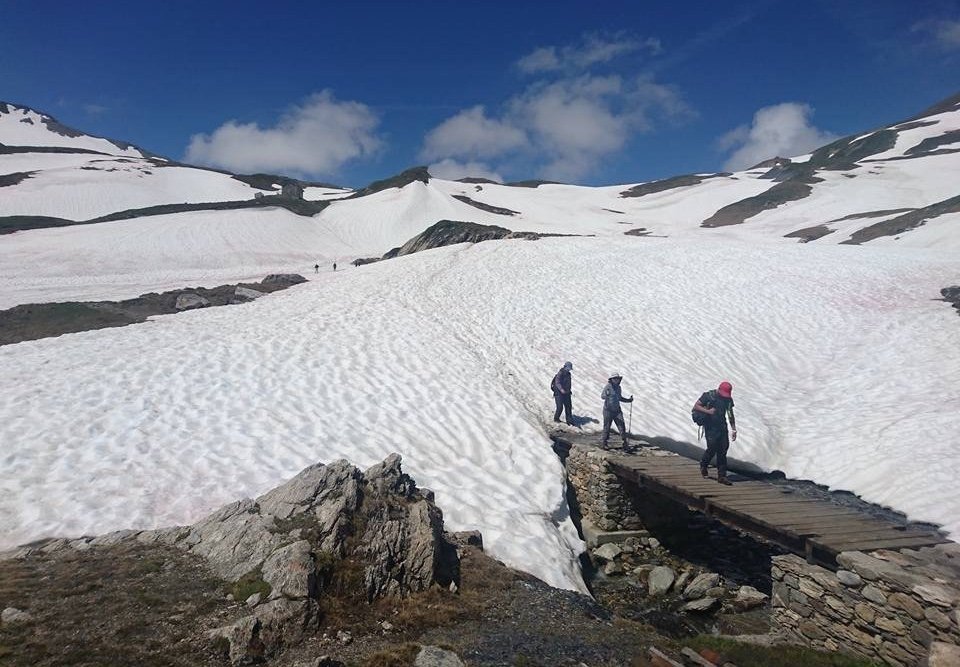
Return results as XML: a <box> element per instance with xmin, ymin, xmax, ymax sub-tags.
<box><xmin>0</xmin><ymin>103</ymin><xmax>352</xmax><ymax>220</ymax></box>
<box><xmin>1</xmin><ymin>94</ymin><xmax>960</xmax><ymax>592</ymax></box>
<box><xmin>1</xmin><ymin>237</ymin><xmax>958</xmax><ymax>593</ymax></box>
<box><xmin>0</xmin><ymin>103</ymin><xmax>145</xmax><ymax>156</ymax></box>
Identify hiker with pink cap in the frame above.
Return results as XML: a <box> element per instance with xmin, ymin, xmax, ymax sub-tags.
<box><xmin>692</xmin><ymin>381</ymin><xmax>738</xmax><ymax>485</ymax></box>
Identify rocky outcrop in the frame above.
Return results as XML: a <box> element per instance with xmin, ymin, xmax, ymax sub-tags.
<box><xmin>234</xmin><ymin>286</ymin><xmax>266</xmax><ymax>301</ymax></box>
<box><xmin>174</xmin><ymin>293</ymin><xmax>210</xmax><ymax>310</ymax></box>
<box><xmin>349</xmin><ymin>166</ymin><xmax>430</xmax><ymax>199</ymax></box>
<box><xmin>389</xmin><ymin>220</ymin><xmax>513</xmax><ymax>258</ymax></box>
<box><xmin>0</xmin><ymin>274</ymin><xmax>305</xmax><ymax>346</ymax></box>
<box><xmin>180</xmin><ymin>454</ymin><xmax>458</xmax><ymax>663</ymax></box>
<box><xmin>261</xmin><ymin>273</ymin><xmax>307</xmax><ymax>285</ymax></box>
<box><xmin>8</xmin><ymin>454</ymin><xmax>460</xmax><ymax>666</ymax></box>
<box><xmin>940</xmin><ymin>286</ymin><xmax>960</xmax><ymax>317</ymax></box>
<box><xmin>619</xmin><ymin>173</ymin><xmax>730</xmax><ymax>198</ymax></box>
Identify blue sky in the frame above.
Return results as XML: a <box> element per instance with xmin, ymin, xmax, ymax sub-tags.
<box><xmin>2</xmin><ymin>0</ymin><xmax>959</xmax><ymax>186</ymax></box>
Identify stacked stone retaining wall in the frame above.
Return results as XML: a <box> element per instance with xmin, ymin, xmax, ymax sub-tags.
<box><xmin>565</xmin><ymin>446</ymin><xmax>643</xmax><ymax>531</ymax></box>
<box><xmin>772</xmin><ymin>547</ymin><xmax>960</xmax><ymax>665</ymax></box>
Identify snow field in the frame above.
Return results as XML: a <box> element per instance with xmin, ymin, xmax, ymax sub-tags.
<box><xmin>1</xmin><ymin>236</ymin><xmax>958</xmax><ymax>592</ymax></box>
<box><xmin>0</xmin><ymin>105</ymin><xmax>143</xmax><ymax>157</ymax></box>
<box><xmin>0</xmin><ymin>208</ymin><xmax>361</xmax><ymax>308</ymax></box>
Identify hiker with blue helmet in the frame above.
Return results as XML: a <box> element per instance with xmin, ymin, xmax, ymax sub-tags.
<box><xmin>693</xmin><ymin>381</ymin><xmax>738</xmax><ymax>485</ymax></box>
<box><xmin>600</xmin><ymin>372</ymin><xmax>633</xmax><ymax>449</ymax></box>
<box><xmin>551</xmin><ymin>361</ymin><xmax>574</xmax><ymax>425</ymax></box>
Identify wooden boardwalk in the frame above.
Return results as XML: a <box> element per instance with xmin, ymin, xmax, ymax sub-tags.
<box><xmin>606</xmin><ymin>452</ymin><xmax>948</xmax><ymax>567</ymax></box>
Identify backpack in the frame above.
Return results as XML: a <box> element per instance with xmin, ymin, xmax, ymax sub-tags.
<box><xmin>691</xmin><ymin>390</ymin><xmax>716</xmax><ymax>426</ymax></box>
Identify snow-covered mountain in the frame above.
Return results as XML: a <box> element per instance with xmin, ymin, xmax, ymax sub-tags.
<box><xmin>1</xmin><ymin>94</ymin><xmax>959</xmax><ymax>593</ymax></box>
<box><xmin>0</xmin><ymin>102</ymin><xmax>351</xmax><ymax>222</ymax></box>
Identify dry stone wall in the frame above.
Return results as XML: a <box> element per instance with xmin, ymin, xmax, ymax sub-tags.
<box><xmin>772</xmin><ymin>546</ymin><xmax>960</xmax><ymax>666</ymax></box>
<box><xmin>565</xmin><ymin>446</ymin><xmax>643</xmax><ymax>532</ymax></box>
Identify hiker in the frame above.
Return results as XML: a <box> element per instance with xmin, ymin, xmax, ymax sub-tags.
<box><xmin>600</xmin><ymin>373</ymin><xmax>633</xmax><ymax>449</ymax></box>
<box><xmin>333</xmin><ymin>261</ymin><xmax>337</xmax><ymax>272</ymax></box>
<box><xmin>314</xmin><ymin>263</ymin><xmax>319</xmax><ymax>273</ymax></box>
<box><xmin>693</xmin><ymin>381</ymin><xmax>738</xmax><ymax>485</ymax></box>
<box><xmin>551</xmin><ymin>361</ymin><xmax>574</xmax><ymax>425</ymax></box>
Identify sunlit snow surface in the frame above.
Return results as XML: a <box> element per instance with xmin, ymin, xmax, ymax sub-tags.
<box><xmin>2</xmin><ymin>104</ymin><xmax>960</xmax><ymax>591</ymax></box>
<box><xmin>1</xmin><ymin>237</ymin><xmax>959</xmax><ymax>592</ymax></box>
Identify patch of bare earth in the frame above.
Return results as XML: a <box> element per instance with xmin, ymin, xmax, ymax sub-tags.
<box><xmin>0</xmin><ymin>542</ymin><xmax>665</xmax><ymax>667</ymax></box>
<box><xmin>0</xmin><ymin>542</ymin><xmax>241</xmax><ymax>666</ymax></box>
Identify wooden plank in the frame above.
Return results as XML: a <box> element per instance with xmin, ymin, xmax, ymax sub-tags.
<box><xmin>721</xmin><ymin>502</ymin><xmax>858</xmax><ymax>516</ymax></box>
<box><xmin>715</xmin><ymin>508</ymin><xmax>864</xmax><ymax>530</ymax></box>
<box><xmin>773</xmin><ymin>520</ymin><xmax>882</xmax><ymax>534</ymax></box>
<box><xmin>718</xmin><ymin>498</ymin><xmax>824</xmax><ymax>510</ymax></box>
<box><xmin>811</xmin><ymin>534</ymin><xmax>947</xmax><ymax>552</ymax></box>
<box><xmin>808</xmin><ymin>527</ymin><xmax>935</xmax><ymax>542</ymax></box>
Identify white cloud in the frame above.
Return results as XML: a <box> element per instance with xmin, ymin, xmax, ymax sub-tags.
<box><xmin>510</xmin><ymin>76</ymin><xmax>633</xmax><ymax>181</ymax></box>
<box><xmin>516</xmin><ymin>33</ymin><xmax>659</xmax><ymax>74</ymax></box>
<box><xmin>516</xmin><ymin>47</ymin><xmax>560</xmax><ymax>74</ymax></box>
<box><xmin>719</xmin><ymin>103</ymin><xmax>838</xmax><ymax>172</ymax></box>
<box><xmin>185</xmin><ymin>91</ymin><xmax>381</xmax><ymax>176</ymax></box>
<box><xmin>83</xmin><ymin>104</ymin><xmax>108</xmax><ymax>116</ymax></box>
<box><xmin>427</xmin><ymin>158</ymin><xmax>502</xmax><ymax>183</ymax></box>
<box><xmin>913</xmin><ymin>18</ymin><xmax>960</xmax><ymax>50</ymax></box>
<box><xmin>939</xmin><ymin>20</ymin><xmax>960</xmax><ymax>48</ymax></box>
<box><xmin>420</xmin><ymin>106</ymin><xmax>527</xmax><ymax>161</ymax></box>
<box><xmin>420</xmin><ymin>74</ymin><xmax>692</xmax><ymax>182</ymax></box>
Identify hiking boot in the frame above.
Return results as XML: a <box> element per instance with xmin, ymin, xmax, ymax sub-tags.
<box><xmin>700</xmin><ymin>467</ymin><xmax>709</xmax><ymax>478</ymax></box>
<box><xmin>717</xmin><ymin>476</ymin><xmax>733</xmax><ymax>486</ymax></box>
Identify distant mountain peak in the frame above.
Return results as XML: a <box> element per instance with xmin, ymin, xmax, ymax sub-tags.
<box><xmin>0</xmin><ymin>100</ymin><xmax>152</xmax><ymax>158</ymax></box>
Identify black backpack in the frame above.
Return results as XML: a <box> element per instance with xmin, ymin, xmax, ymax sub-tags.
<box><xmin>691</xmin><ymin>390</ymin><xmax>716</xmax><ymax>426</ymax></box>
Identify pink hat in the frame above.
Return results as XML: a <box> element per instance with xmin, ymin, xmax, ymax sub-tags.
<box><xmin>718</xmin><ymin>381</ymin><xmax>733</xmax><ymax>398</ymax></box>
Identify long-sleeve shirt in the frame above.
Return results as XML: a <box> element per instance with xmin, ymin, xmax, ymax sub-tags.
<box><xmin>601</xmin><ymin>382</ymin><xmax>628</xmax><ymax>413</ymax></box>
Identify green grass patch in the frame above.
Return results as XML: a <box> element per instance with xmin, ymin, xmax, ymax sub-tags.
<box><xmin>230</xmin><ymin>568</ymin><xmax>272</xmax><ymax>602</ymax></box>
<box><xmin>685</xmin><ymin>636</ymin><xmax>881</xmax><ymax>667</ymax></box>
<box><xmin>362</xmin><ymin>642</ymin><xmax>421</xmax><ymax>667</ymax></box>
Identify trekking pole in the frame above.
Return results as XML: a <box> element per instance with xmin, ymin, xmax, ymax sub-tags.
<box><xmin>628</xmin><ymin>400</ymin><xmax>633</xmax><ymax>437</ymax></box>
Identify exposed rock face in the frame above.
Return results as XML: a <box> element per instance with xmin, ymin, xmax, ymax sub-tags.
<box><xmin>174</xmin><ymin>293</ymin><xmax>210</xmax><ymax>310</ymax></box>
<box><xmin>942</xmin><ymin>286</ymin><xmax>960</xmax><ymax>317</ymax></box>
<box><xmin>390</xmin><ymin>219</ymin><xmax>513</xmax><ymax>258</ymax></box>
<box><xmin>261</xmin><ymin>273</ymin><xmax>307</xmax><ymax>285</ymax></box>
<box><xmin>13</xmin><ymin>454</ymin><xmax>460</xmax><ymax>665</ymax></box>
<box><xmin>234</xmin><ymin>286</ymin><xmax>265</xmax><ymax>301</ymax></box>
<box><xmin>619</xmin><ymin>173</ymin><xmax>730</xmax><ymax>198</ymax></box>
<box><xmin>185</xmin><ymin>454</ymin><xmax>458</xmax><ymax>663</ymax></box>
<box><xmin>350</xmin><ymin>166</ymin><xmax>431</xmax><ymax>198</ymax></box>
<box><xmin>415</xmin><ymin>645</ymin><xmax>467</xmax><ymax>666</ymax></box>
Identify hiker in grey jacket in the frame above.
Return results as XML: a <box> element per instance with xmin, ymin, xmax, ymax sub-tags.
<box><xmin>600</xmin><ymin>373</ymin><xmax>633</xmax><ymax>448</ymax></box>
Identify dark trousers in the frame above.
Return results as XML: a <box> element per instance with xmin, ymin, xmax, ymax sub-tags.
<box><xmin>700</xmin><ymin>429</ymin><xmax>730</xmax><ymax>476</ymax></box>
<box><xmin>554</xmin><ymin>393</ymin><xmax>572</xmax><ymax>423</ymax></box>
<box><xmin>601</xmin><ymin>409</ymin><xmax>626</xmax><ymax>445</ymax></box>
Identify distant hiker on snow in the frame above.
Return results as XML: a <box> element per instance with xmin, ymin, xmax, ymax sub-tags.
<box><xmin>314</xmin><ymin>263</ymin><xmax>319</xmax><ymax>273</ymax></box>
<box><xmin>551</xmin><ymin>361</ymin><xmax>574</xmax><ymax>425</ymax></box>
<box><xmin>333</xmin><ymin>261</ymin><xmax>337</xmax><ymax>272</ymax></box>
<box><xmin>693</xmin><ymin>381</ymin><xmax>738</xmax><ymax>485</ymax></box>
<box><xmin>600</xmin><ymin>373</ymin><xmax>633</xmax><ymax>449</ymax></box>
